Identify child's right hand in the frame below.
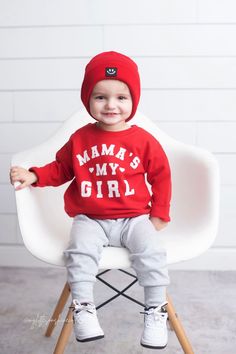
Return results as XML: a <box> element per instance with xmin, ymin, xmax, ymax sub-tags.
<box><xmin>10</xmin><ymin>166</ymin><xmax>38</xmax><ymax>191</ymax></box>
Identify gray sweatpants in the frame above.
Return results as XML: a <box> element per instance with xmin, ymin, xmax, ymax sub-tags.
<box><xmin>64</xmin><ymin>214</ymin><xmax>169</xmax><ymax>307</ymax></box>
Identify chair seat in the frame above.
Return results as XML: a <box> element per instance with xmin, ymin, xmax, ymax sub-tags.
<box><xmin>99</xmin><ymin>247</ymin><xmax>131</xmax><ymax>269</ymax></box>
<box><xmin>24</xmin><ymin>226</ymin><xmax>215</xmax><ymax>269</ymax></box>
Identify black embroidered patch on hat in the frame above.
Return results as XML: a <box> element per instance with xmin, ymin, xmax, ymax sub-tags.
<box><xmin>105</xmin><ymin>67</ymin><xmax>118</xmax><ymax>77</ymax></box>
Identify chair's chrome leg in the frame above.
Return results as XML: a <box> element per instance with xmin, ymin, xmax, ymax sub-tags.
<box><xmin>45</xmin><ymin>282</ymin><xmax>70</xmax><ymax>337</ymax></box>
<box><xmin>166</xmin><ymin>293</ymin><xmax>194</xmax><ymax>354</ymax></box>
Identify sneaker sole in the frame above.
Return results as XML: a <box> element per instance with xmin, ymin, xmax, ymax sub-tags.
<box><xmin>141</xmin><ymin>342</ymin><xmax>167</xmax><ymax>349</ymax></box>
<box><xmin>76</xmin><ymin>334</ymin><xmax>104</xmax><ymax>342</ymax></box>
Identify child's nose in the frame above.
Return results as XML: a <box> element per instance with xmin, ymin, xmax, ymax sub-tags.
<box><xmin>105</xmin><ymin>98</ymin><xmax>116</xmax><ymax>110</ymax></box>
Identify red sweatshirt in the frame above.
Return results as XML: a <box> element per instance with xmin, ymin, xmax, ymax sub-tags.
<box><xmin>30</xmin><ymin>123</ymin><xmax>171</xmax><ymax>221</ymax></box>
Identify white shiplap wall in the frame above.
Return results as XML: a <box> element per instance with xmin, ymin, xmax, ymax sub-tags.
<box><xmin>1</xmin><ymin>0</ymin><xmax>236</xmax><ymax>269</ymax></box>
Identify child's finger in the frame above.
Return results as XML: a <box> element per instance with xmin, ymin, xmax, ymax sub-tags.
<box><xmin>10</xmin><ymin>166</ymin><xmax>20</xmax><ymax>174</ymax></box>
<box><xmin>15</xmin><ymin>181</ymin><xmax>27</xmax><ymax>191</ymax></box>
<box><xmin>14</xmin><ymin>181</ymin><xmax>22</xmax><ymax>190</ymax></box>
<box><xmin>10</xmin><ymin>170</ymin><xmax>20</xmax><ymax>179</ymax></box>
<box><xmin>10</xmin><ymin>174</ymin><xmax>21</xmax><ymax>184</ymax></box>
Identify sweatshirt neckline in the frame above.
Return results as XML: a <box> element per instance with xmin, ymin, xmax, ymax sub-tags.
<box><xmin>88</xmin><ymin>123</ymin><xmax>139</xmax><ymax>136</ymax></box>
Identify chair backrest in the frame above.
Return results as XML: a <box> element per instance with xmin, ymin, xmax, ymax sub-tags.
<box><xmin>12</xmin><ymin>109</ymin><xmax>220</xmax><ymax>267</ymax></box>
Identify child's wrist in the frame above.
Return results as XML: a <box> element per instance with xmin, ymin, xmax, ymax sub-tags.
<box><xmin>30</xmin><ymin>171</ymin><xmax>38</xmax><ymax>184</ymax></box>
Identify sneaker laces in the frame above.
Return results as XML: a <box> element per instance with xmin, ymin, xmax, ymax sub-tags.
<box><xmin>72</xmin><ymin>300</ymin><xmax>96</xmax><ymax>315</ymax></box>
<box><xmin>140</xmin><ymin>302</ymin><xmax>168</xmax><ymax>327</ymax></box>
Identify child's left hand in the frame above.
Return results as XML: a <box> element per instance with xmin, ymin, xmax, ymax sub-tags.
<box><xmin>150</xmin><ymin>216</ymin><xmax>168</xmax><ymax>231</ymax></box>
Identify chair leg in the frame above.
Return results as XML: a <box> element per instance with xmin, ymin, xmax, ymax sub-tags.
<box><xmin>53</xmin><ymin>305</ymin><xmax>73</xmax><ymax>354</ymax></box>
<box><xmin>45</xmin><ymin>282</ymin><xmax>70</xmax><ymax>337</ymax></box>
<box><xmin>166</xmin><ymin>294</ymin><xmax>194</xmax><ymax>354</ymax></box>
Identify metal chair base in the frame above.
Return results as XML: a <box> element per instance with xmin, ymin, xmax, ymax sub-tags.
<box><xmin>96</xmin><ymin>269</ymin><xmax>145</xmax><ymax>309</ymax></box>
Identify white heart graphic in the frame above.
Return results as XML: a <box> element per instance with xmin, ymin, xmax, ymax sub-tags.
<box><xmin>89</xmin><ymin>167</ymin><xmax>94</xmax><ymax>173</ymax></box>
<box><xmin>119</xmin><ymin>167</ymin><xmax>125</xmax><ymax>172</ymax></box>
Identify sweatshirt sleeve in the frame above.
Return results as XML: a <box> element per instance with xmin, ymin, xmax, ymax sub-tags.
<box><xmin>145</xmin><ymin>139</ymin><xmax>172</xmax><ymax>222</ymax></box>
<box><xmin>29</xmin><ymin>138</ymin><xmax>74</xmax><ymax>187</ymax></box>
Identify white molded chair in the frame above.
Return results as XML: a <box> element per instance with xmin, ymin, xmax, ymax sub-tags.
<box><xmin>12</xmin><ymin>109</ymin><xmax>220</xmax><ymax>354</ymax></box>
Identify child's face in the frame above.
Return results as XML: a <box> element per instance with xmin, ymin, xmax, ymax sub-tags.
<box><xmin>89</xmin><ymin>80</ymin><xmax>133</xmax><ymax>131</ymax></box>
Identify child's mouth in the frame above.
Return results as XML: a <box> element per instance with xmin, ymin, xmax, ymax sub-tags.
<box><xmin>103</xmin><ymin>113</ymin><xmax>118</xmax><ymax>117</ymax></box>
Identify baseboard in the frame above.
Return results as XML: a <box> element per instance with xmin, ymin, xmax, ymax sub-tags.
<box><xmin>0</xmin><ymin>245</ymin><xmax>236</xmax><ymax>270</ymax></box>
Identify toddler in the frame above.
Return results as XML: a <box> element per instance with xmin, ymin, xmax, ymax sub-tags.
<box><xmin>10</xmin><ymin>51</ymin><xmax>171</xmax><ymax>349</ymax></box>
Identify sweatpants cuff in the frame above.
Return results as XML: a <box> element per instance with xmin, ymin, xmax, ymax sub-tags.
<box><xmin>70</xmin><ymin>281</ymin><xmax>94</xmax><ymax>304</ymax></box>
<box><xmin>144</xmin><ymin>286</ymin><xmax>167</xmax><ymax>307</ymax></box>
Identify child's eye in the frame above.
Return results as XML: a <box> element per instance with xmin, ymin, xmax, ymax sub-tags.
<box><xmin>95</xmin><ymin>95</ymin><xmax>105</xmax><ymax>100</ymax></box>
<box><xmin>118</xmin><ymin>96</ymin><xmax>127</xmax><ymax>100</ymax></box>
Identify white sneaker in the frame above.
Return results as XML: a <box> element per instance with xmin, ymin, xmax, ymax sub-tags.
<box><xmin>72</xmin><ymin>300</ymin><xmax>104</xmax><ymax>342</ymax></box>
<box><xmin>140</xmin><ymin>302</ymin><xmax>168</xmax><ymax>349</ymax></box>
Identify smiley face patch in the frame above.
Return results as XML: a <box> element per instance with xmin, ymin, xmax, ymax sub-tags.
<box><xmin>105</xmin><ymin>67</ymin><xmax>118</xmax><ymax>77</ymax></box>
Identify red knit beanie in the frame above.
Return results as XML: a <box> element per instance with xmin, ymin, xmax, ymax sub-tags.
<box><xmin>81</xmin><ymin>51</ymin><xmax>141</xmax><ymax>121</ymax></box>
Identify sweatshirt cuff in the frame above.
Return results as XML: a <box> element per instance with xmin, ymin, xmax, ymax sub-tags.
<box><xmin>29</xmin><ymin>167</ymin><xmax>46</xmax><ymax>187</ymax></box>
<box><xmin>150</xmin><ymin>204</ymin><xmax>171</xmax><ymax>222</ymax></box>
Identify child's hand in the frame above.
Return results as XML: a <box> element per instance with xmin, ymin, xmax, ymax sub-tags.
<box><xmin>10</xmin><ymin>166</ymin><xmax>38</xmax><ymax>191</ymax></box>
<box><xmin>150</xmin><ymin>216</ymin><xmax>168</xmax><ymax>231</ymax></box>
